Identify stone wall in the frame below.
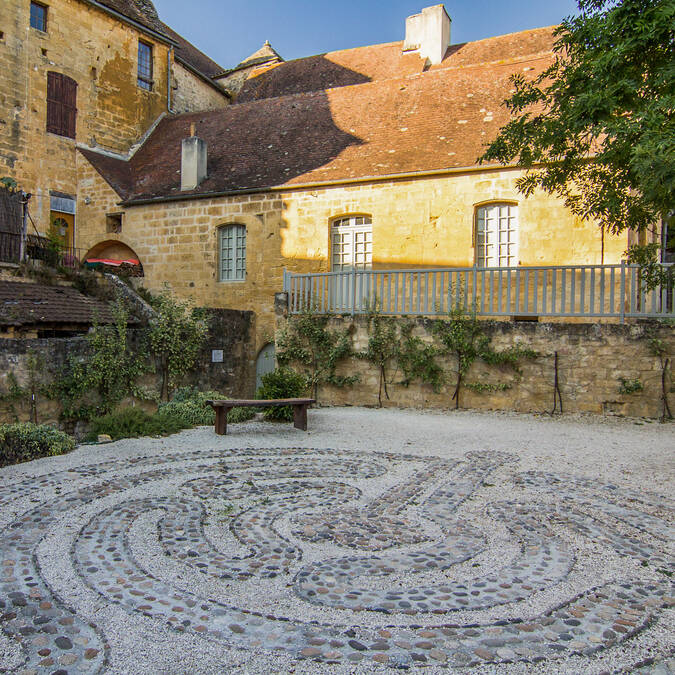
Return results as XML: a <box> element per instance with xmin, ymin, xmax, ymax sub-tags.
<box><xmin>275</xmin><ymin>312</ymin><xmax>674</xmax><ymax>419</ymax></box>
<box><xmin>75</xmin><ymin>164</ymin><xmax>631</xmax><ymax>355</ymax></box>
<box><xmin>171</xmin><ymin>61</ymin><xmax>229</xmax><ymax>114</ymax></box>
<box><xmin>0</xmin><ymin>0</ymin><xmax>226</xmax><ymax>235</ymax></box>
<box><xmin>0</xmin><ymin>0</ymin><xmax>171</xmax><ymax>229</ymax></box>
<box><xmin>0</xmin><ymin>308</ymin><xmax>255</xmax><ymax>425</ymax></box>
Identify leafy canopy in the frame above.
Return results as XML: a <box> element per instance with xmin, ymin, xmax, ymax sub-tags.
<box><xmin>480</xmin><ymin>0</ymin><xmax>674</xmax><ymax>235</ymax></box>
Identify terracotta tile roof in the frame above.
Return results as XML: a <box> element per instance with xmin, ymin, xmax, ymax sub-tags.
<box><xmin>237</xmin><ymin>27</ymin><xmax>555</xmax><ymax>102</ymax></box>
<box><xmin>94</xmin><ymin>0</ymin><xmax>167</xmax><ymax>37</ymax></box>
<box><xmin>82</xmin><ymin>26</ymin><xmax>556</xmax><ymax>203</ymax></box>
<box><xmin>0</xmin><ymin>282</ymin><xmax>115</xmax><ymax>327</ymax></box>
<box><xmin>159</xmin><ymin>22</ymin><xmax>226</xmax><ymax>81</ymax></box>
<box><xmin>78</xmin><ymin>149</ymin><xmax>133</xmax><ymax>197</ymax></box>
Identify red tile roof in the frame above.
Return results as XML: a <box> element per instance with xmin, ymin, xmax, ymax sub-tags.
<box><xmin>81</xmin><ymin>26</ymin><xmax>556</xmax><ymax>204</ymax></box>
<box><xmin>0</xmin><ymin>282</ymin><xmax>115</xmax><ymax>328</ymax></box>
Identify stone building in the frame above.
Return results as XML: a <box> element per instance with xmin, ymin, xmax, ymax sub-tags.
<box><xmin>75</xmin><ymin>4</ymin><xmax>637</xmax><ymax>373</ymax></box>
<box><xmin>0</xmin><ymin>0</ymin><xmax>229</xmax><ymax>250</ymax></box>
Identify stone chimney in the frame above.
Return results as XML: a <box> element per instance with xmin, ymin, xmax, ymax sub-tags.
<box><xmin>181</xmin><ymin>123</ymin><xmax>207</xmax><ymax>191</ymax></box>
<box><xmin>403</xmin><ymin>5</ymin><xmax>451</xmax><ymax>66</ymax></box>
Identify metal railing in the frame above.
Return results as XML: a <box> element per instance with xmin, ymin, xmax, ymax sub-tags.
<box><xmin>0</xmin><ymin>231</ymin><xmax>82</xmax><ymax>267</ymax></box>
<box><xmin>283</xmin><ymin>264</ymin><xmax>675</xmax><ymax>321</ymax></box>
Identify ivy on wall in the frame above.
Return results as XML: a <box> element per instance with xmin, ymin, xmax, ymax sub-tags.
<box><xmin>276</xmin><ymin>310</ymin><xmax>357</xmax><ymax>402</ymax></box>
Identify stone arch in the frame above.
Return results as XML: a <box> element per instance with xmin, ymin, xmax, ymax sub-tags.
<box><xmin>84</xmin><ymin>240</ymin><xmax>144</xmax><ymax>276</ymax></box>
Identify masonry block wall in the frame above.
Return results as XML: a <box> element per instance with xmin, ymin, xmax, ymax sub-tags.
<box><xmin>0</xmin><ymin>308</ymin><xmax>255</xmax><ymax>425</ymax></box>
<box><xmin>77</xmin><ymin>161</ymin><xmax>628</xmax><ymax>355</ymax></box>
<box><xmin>171</xmin><ymin>61</ymin><xmax>228</xmax><ymax>113</ymax></box>
<box><xmin>275</xmin><ymin>314</ymin><xmax>674</xmax><ymax>419</ymax></box>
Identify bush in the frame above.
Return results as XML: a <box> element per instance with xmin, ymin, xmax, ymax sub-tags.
<box><xmin>87</xmin><ymin>407</ymin><xmax>185</xmax><ymax>441</ymax></box>
<box><xmin>256</xmin><ymin>368</ymin><xmax>308</xmax><ymax>421</ymax></box>
<box><xmin>157</xmin><ymin>387</ymin><xmax>256</xmax><ymax>426</ymax></box>
<box><xmin>0</xmin><ymin>423</ymin><xmax>75</xmax><ymax>467</ymax></box>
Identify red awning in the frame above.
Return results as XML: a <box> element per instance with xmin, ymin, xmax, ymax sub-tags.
<box><xmin>84</xmin><ymin>258</ymin><xmax>140</xmax><ymax>266</ymax></box>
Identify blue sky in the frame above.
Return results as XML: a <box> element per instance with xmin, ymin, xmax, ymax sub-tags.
<box><xmin>153</xmin><ymin>0</ymin><xmax>580</xmax><ymax>70</ymax></box>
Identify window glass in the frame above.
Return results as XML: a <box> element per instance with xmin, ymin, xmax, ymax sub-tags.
<box><xmin>475</xmin><ymin>204</ymin><xmax>517</xmax><ymax>267</ymax></box>
<box><xmin>331</xmin><ymin>216</ymin><xmax>372</xmax><ymax>271</ymax></box>
<box><xmin>137</xmin><ymin>41</ymin><xmax>153</xmax><ymax>90</ymax></box>
<box><xmin>30</xmin><ymin>2</ymin><xmax>47</xmax><ymax>31</ymax></box>
<box><xmin>219</xmin><ymin>224</ymin><xmax>246</xmax><ymax>281</ymax></box>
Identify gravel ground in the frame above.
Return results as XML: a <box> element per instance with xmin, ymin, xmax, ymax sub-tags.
<box><xmin>0</xmin><ymin>406</ymin><xmax>673</xmax><ymax>674</ymax></box>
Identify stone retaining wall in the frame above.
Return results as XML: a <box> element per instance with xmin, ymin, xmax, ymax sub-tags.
<box><xmin>0</xmin><ymin>308</ymin><xmax>255</xmax><ymax>425</ymax></box>
<box><xmin>276</xmin><ymin>311</ymin><xmax>673</xmax><ymax>419</ymax></box>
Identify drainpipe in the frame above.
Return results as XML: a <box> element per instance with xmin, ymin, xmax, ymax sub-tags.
<box><xmin>167</xmin><ymin>46</ymin><xmax>173</xmax><ymax>112</ymax></box>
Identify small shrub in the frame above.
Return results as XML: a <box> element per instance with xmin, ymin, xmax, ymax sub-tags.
<box><xmin>158</xmin><ymin>387</ymin><xmax>255</xmax><ymax>425</ymax></box>
<box><xmin>256</xmin><ymin>368</ymin><xmax>308</xmax><ymax>421</ymax></box>
<box><xmin>0</xmin><ymin>423</ymin><xmax>75</xmax><ymax>467</ymax></box>
<box><xmin>618</xmin><ymin>377</ymin><xmax>643</xmax><ymax>395</ymax></box>
<box><xmin>87</xmin><ymin>407</ymin><xmax>185</xmax><ymax>441</ymax></box>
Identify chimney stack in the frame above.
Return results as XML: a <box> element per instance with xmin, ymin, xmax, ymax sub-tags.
<box><xmin>181</xmin><ymin>125</ymin><xmax>207</xmax><ymax>191</ymax></box>
<box><xmin>403</xmin><ymin>5</ymin><xmax>451</xmax><ymax>66</ymax></box>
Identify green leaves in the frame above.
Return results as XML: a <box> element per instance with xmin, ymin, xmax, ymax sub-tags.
<box><xmin>276</xmin><ymin>310</ymin><xmax>357</xmax><ymax>401</ymax></box>
<box><xmin>480</xmin><ymin>0</ymin><xmax>674</xmax><ymax>234</ymax></box>
<box><xmin>146</xmin><ymin>289</ymin><xmax>207</xmax><ymax>401</ymax></box>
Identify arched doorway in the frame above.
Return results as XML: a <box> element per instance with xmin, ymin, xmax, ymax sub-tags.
<box><xmin>84</xmin><ymin>240</ymin><xmax>143</xmax><ymax>276</ymax></box>
<box><xmin>256</xmin><ymin>343</ymin><xmax>275</xmax><ymax>392</ymax></box>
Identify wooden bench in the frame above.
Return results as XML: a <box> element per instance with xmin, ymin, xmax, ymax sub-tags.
<box><xmin>205</xmin><ymin>398</ymin><xmax>316</xmax><ymax>435</ymax></box>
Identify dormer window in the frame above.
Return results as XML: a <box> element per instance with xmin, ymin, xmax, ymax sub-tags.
<box><xmin>137</xmin><ymin>40</ymin><xmax>153</xmax><ymax>90</ymax></box>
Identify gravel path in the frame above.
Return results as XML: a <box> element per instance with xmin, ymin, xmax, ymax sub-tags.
<box><xmin>0</xmin><ymin>407</ymin><xmax>673</xmax><ymax>674</ymax></box>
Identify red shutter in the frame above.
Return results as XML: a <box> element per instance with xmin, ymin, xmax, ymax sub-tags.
<box><xmin>46</xmin><ymin>72</ymin><xmax>77</xmax><ymax>138</ymax></box>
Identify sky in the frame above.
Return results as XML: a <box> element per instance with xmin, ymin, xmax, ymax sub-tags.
<box><xmin>152</xmin><ymin>0</ymin><xmax>580</xmax><ymax>70</ymax></box>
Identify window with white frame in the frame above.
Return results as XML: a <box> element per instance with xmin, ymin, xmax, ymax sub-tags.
<box><xmin>331</xmin><ymin>215</ymin><xmax>372</xmax><ymax>271</ymax></box>
<box><xmin>218</xmin><ymin>224</ymin><xmax>246</xmax><ymax>281</ymax></box>
<box><xmin>475</xmin><ymin>203</ymin><xmax>518</xmax><ymax>267</ymax></box>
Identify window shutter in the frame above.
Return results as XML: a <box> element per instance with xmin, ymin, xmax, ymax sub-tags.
<box><xmin>47</xmin><ymin>72</ymin><xmax>77</xmax><ymax>138</ymax></box>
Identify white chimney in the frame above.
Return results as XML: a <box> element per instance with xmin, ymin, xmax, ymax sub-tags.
<box><xmin>181</xmin><ymin>123</ymin><xmax>207</xmax><ymax>191</ymax></box>
<box><xmin>403</xmin><ymin>5</ymin><xmax>451</xmax><ymax>66</ymax></box>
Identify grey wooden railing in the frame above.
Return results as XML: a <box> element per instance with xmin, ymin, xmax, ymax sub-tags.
<box><xmin>282</xmin><ymin>264</ymin><xmax>675</xmax><ymax>321</ymax></box>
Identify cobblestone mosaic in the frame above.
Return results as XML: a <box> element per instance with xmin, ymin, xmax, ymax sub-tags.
<box><xmin>0</xmin><ymin>447</ymin><xmax>672</xmax><ymax>673</ymax></box>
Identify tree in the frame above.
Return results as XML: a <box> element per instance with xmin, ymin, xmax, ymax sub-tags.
<box><xmin>480</xmin><ymin>0</ymin><xmax>674</xmax><ymax>238</ymax></box>
<box><xmin>276</xmin><ymin>310</ymin><xmax>356</xmax><ymax>402</ymax></box>
<box><xmin>146</xmin><ymin>290</ymin><xmax>207</xmax><ymax>401</ymax></box>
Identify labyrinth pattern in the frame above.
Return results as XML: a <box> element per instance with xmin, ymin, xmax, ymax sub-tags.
<box><xmin>0</xmin><ymin>447</ymin><xmax>673</xmax><ymax>672</ymax></box>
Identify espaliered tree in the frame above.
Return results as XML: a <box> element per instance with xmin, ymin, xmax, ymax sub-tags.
<box><xmin>276</xmin><ymin>310</ymin><xmax>357</xmax><ymax>402</ymax></box>
<box><xmin>358</xmin><ymin>313</ymin><xmax>399</xmax><ymax>407</ymax></box>
<box><xmin>480</xmin><ymin>0</ymin><xmax>674</xmax><ymax>258</ymax></box>
<box><xmin>146</xmin><ymin>290</ymin><xmax>207</xmax><ymax>401</ymax></box>
<box><xmin>432</xmin><ymin>309</ymin><xmax>537</xmax><ymax>409</ymax></box>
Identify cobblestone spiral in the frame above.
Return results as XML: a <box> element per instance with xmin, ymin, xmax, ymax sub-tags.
<box><xmin>0</xmin><ymin>447</ymin><xmax>672</xmax><ymax>672</ymax></box>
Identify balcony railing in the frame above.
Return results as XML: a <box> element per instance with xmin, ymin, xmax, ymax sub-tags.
<box><xmin>0</xmin><ymin>231</ymin><xmax>82</xmax><ymax>267</ymax></box>
<box><xmin>283</xmin><ymin>264</ymin><xmax>675</xmax><ymax>321</ymax></box>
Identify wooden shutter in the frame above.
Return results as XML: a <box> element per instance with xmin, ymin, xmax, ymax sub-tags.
<box><xmin>47</xmin><ymin>72</ymin><xmax>77</xmax><ymax>138</ymax></box>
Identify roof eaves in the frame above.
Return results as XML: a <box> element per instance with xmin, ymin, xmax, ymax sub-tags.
<box><xmin>120</xmin><ymin>162</ymin><xmax>523</xmax><ymax>207</ymax></box>
<box><xmin>173</xmin><ymin>55</ymin><xmax>232</xmax><ymax>98</ymax></box>
<box><xmin>79</xmin><ymin>0</ymin><xmax>178</xmax><ymax>46</ymax></box>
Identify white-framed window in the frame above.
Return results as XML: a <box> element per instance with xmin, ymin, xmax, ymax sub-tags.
<box><xmin>218</xmin><ymin>224</ymin><xmax>246</xmax><ymax>281</ymax></box>
<box><xmin>331</xmin><ymin>215</ymin><xmax>372</xmax><ymax>271</ymax></box>
<box><xmin>475</xmin><ymin>203</ymin><xmax>518</xmax><ymax>267</ymax></box>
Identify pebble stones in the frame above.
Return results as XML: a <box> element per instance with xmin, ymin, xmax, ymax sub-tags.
<box><xmin>0</xmin><ymin>445</ymin><xmax>673</xmax><ymax>671</ymax></box>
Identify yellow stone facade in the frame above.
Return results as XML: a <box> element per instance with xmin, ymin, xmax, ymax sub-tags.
<box><xmin>0</xmin><ymin>0</ymin><xmax>227</xmax><ymax>234</ymax></box>
<box><xmin>76</xmin><ymin>158</ymin><xmax>628</xmax><ymax>356</ymax></box>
